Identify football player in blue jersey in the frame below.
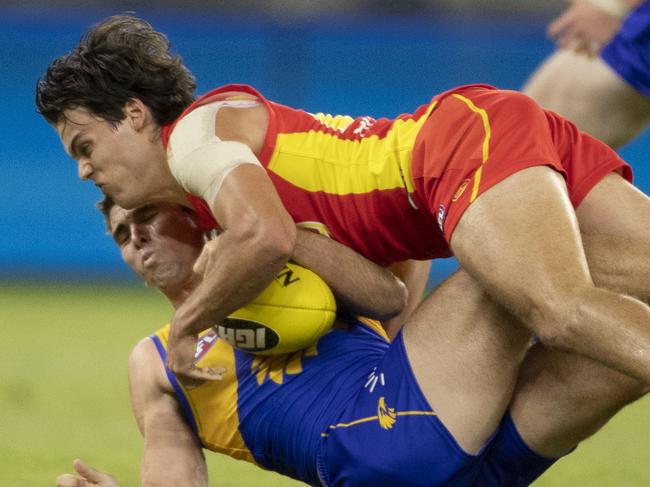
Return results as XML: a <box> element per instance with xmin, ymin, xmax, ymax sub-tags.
<box><xmin>57</xmin><ymin>198</ymin><xmax>648</xmax><ymax>487</ymax></box>
<box><xmin>525</xmin><ymin>0</ymin><xmax>650</xmax><ymax>149</ymax></box>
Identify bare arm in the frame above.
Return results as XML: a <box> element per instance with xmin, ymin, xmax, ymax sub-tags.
<box><xmin>56</xmin><ymin>339</ymin><xmax>207</xmax><ymax>487</ymax></box>
<box><xmin>168</xmin><ymin>163</ymin><xmax>296</xmax><ymax>383</ymax></box>
<box><xmin>167</xmin><ymin>103</ymin><xmax>296</xmax><ymax>383</ymax></box>
<box><xmin>291</xmin><ymin>229</ymin><xmax>408</xmax><ymax>320</ymax></box>
<box><xmin>382</xmin><ymin>260</ymin><xmax>432</xmax><ymax>339</ymax></box>
<box><xmin>129</xmin><ymin>339</ymin><xmax>208</xmax><ymax>486</ymax></box>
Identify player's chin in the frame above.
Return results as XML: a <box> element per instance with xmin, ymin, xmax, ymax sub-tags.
<box><xmin>110</xmin><ymin>187</ymin><xmax>147</xmax><ymax>210</ymax></box>
<box><xmin>147</xmin><ymin>264</ymin><xmax>184</xmax><ymax>290</ymax></box>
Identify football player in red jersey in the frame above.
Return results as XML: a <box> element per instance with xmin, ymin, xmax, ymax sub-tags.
<box><xmin>39</xmin><ymin>15</ymin><xmax>650</xmax><ymax>461</ymax></box>
<box><xmin>57</xmin><ymin>198</ymin><xmax>647</xmax><ymax>486</ymax></box>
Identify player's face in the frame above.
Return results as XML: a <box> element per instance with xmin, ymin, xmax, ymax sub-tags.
<box><xmin>57</xmin><ymin>107</ymin><xmax>175</xmax><ymax>209</ymax></box>
<box><xmin>108</xmin><ymin>203</ymin><xmax>205</xmax><ymax>292</ymax></box>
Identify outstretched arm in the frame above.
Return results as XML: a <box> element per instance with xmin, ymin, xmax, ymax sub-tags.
<box><xmin>291</xmin><ymin>229</ymin><xmax>408</xmax><ymax>321</ymax></box>
<box><xmin>129</xmin><ymin>338</ymin><xmax>208</xmax><ymax>486</ymax></box>
<box><xmin>56</xmin><ymin>339</ymin><xmax>207</xmax><ymax>487</ymax></box>
<box><xmin>57</xmin><ymin>459</ymin><xmax>121</xmax><ymax>487</ymax></box>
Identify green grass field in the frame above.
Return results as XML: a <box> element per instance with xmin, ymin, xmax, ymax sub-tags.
<box><xmin>1</xmin><ymin>284</ymin><xmax>648</xmax><ymax>486</ymax></box>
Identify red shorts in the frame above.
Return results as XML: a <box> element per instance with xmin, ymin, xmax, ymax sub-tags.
<box><xmin>411</xmin><ymin>86</ymin><xmax>633</xmax><ymax>244</ymax></box>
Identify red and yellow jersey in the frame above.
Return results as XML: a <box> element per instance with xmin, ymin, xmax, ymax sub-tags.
<box><xmin>162</xmin><ymin>83</ymin><xmax>631</xmax><ymax>265</ymax></box>
<box><xmin>162</xmin><ymin>84</ymin><xmax>452</xmax><ymax>265</ymax></box>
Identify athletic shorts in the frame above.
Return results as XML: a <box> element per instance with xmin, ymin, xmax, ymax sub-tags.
<box><xmin>411</xmin><ymin>86</ymin><xmax>632</xmax><ymax>244</ymax></box>
<box><xmin>601</xmin><ymin>1</ymin><xmax>650</xmax><ymax>97</ymax></box>
<box><xmin>315</xmin><ymin>331</ymin><xmax>557</xmax><ymax>486</ymax></box>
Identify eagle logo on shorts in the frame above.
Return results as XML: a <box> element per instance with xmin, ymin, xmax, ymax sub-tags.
<box><xmin>377</xmin><ymin>396</ymin><xmax>397</xmax><ymax>430</ymax></box>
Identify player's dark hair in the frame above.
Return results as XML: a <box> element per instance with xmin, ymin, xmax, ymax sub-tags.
<box><xmin>36</xmin><ymin>14</ymin><xmax>196</xmax><ymax>127</ymax></box>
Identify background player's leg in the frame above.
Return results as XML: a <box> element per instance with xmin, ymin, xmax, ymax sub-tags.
<box><xmin>523</xmin><ymin>50</ymin><xmax>650</xmax><ymax>148</ymax></box>
<box><xmin>403</xmin><ymin>269</ymin><xmax>532</xmax><ymax>454</ymax></box>
<box><xmin>450</xmin><ymin>166</ymin><xmax>650</xmax><ymax>385</ymax></box>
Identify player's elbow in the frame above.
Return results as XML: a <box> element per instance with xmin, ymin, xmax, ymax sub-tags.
<box><xmin>378</xmin><ymin>278</ymin><xmax>409</xmax><ymax>320</ymax></box>
<box><xmin>240</xmin><ymin>214</ymin><xmax>296</xmax><ymax>264</ymax></box>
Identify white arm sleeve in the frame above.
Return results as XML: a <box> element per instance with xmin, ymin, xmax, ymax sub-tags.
<box><xmin>168</xmin><ymin>101</ymin><xmax>262</xmax><ymax>207</ymax></box>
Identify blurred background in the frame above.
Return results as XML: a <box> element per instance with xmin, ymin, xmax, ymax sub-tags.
<box><xmin>1</xmin><ymin>1</ymin><xmax>649</xmax><ymax>485</ymax></box>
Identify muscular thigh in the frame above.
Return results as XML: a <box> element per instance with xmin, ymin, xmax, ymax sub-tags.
<box><xmin>402</xmin><ymin>270</ymin><xmax>531</xmax><ymax>455</ymax></box>
<box><xmin>577</xmin><ymin>172</ymin><xmax>650</xmax><ymax>239</ymax></box>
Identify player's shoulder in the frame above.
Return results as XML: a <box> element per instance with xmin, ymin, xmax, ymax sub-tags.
<box><xmin>169</xmin><ymin>104</ymin><xmax>219</xmax><ymax>160</ymax></box>
<box><xmin>129</xmin><ymin>334</ymin><xmax>173</xmax><ymax>394</ymax></box>
<box><xmin>170</xmin><ymin>98</ymin><xmax>265</xmax><ymax>158</ymax></box>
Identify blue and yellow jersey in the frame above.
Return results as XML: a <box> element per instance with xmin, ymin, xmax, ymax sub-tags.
<box><xmin>150</xmin><ymin>318</ymin><xmax>389</xmax><ymax>485</ymax></box>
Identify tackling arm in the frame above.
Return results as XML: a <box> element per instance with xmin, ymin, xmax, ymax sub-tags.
<box><xmin>167</xmin><ymin>104</ymin><xmax>296</xmax><ymax>384</ymax></box>
<box><xmin>291</xmin><ymin>229</ymin><xmax>408</xmax><ymax>321</ymax></box>
<box><xmin>382</xmin><ymin>260</ymin><xmax>432</xmax><ymax>339</ymax></box>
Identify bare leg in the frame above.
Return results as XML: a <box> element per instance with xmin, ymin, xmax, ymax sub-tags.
<box><xmin>523</xmin><ymin>50</ymin><xmax>650</xmax><ymax>148</ymax></box>
<box><xmin>403</xmin><ymin>270</ymin><xmax>531</xmax><ymax>454</ymax></box>
<box><xmin>510</xmin><ymin>343</ymin><xmax>647</xmax><ymax>459</ymax></box>
<box><xmin>450</xmin><ymin>166</ymin><xmax>650</xmax><ymax>384</ymax></box>
<box><xmin>578</xmin><ymin>173</ymin><xmax>650</xmax><ymax>301</ymax></box>
<box><xmin>508</xmin><ymin>172</ymin><xmax>650</xmax><ymax>457</ymax></box>
<box><xmin>406</xmin><ymin>205</ymin><xmax>650</xmax><ymax>460</ymax></box>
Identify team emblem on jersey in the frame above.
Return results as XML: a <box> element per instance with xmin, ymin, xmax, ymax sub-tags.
<box><xmin>214</xmin><ymin>318</ymin><xmax>280</xmax><ymax>352</ymax></box>
<box><xmin>194</xmin><ymin>329</ymin><xmax>218</xmax><ymax>362</ymax></box>
<box><xmin>437</xmin><ymin>204</ymin><xmax>446</xmax><ymax>232</ymax></box>
<box><xmin>377</xmin><ymin>397</ymin><xmax>397</xmax><ymax>430</ymax></box>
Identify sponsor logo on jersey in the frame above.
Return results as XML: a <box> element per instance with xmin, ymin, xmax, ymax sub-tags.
<box><xmin>215</xmin><ymin>318</ymin><xmax>280</xmax><ymax>352</ymax></box>
<box><xmin>251</xmin><ymin>343</ymin><xmax>318</xmax><ymax>385</ymax></box>
<box><xmin>352</xmin><ymin>116</ymin><xmax>376</xmax><ymax>137</ymax></box>
<box><xmin>365</xmin><ymin>367</ymin><xmax>386</xmax><ymax>393</ymax></box>
<box><xmin>452</xmin><ymin>178</ymin><xmax>471</xmax><ymax>202</ymax></box>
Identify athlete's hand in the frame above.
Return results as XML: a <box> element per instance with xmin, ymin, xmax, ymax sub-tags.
<box><xmin>548</xmin><ymin>0</ymin><xmax>623</xmax><ymax>56</ymax></box>
<box><xmin>56</xmin><ymin>459</ymin><xmax>120</xmax><ymax>487</ymax></box>
<box><xmin>192</xmin><ymin>238</ymin><xmax>220</xmax><ymax>277</ymax></box>
<box><xmin>166</xmin><ymin>323</ymin><xmax>225</xmax><ymax>389</ymax></box>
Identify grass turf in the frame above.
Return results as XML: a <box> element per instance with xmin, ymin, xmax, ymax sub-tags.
<box><xmin>0</xmin><ymin>284</ymin><xmax>647</xmax><ymax>486</ymax></box>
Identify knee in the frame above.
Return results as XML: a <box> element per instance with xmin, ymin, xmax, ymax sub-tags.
<box><xmin>524</xmin><ymin>285</ymin><xmax>603</xmax><ymax>350</ymax></box>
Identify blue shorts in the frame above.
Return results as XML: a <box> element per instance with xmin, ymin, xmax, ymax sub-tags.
<box><xmin>601</xmin><ymin>1</ymin><xmax>650</xmax><ymax>97</ymax></box>
<box><xmin>316</xmin><ymin>331</ymin><xmax>557</xmax><ymax>486</ymax></box>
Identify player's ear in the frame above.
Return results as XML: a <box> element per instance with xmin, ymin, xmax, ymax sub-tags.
<box><xmin>123</xmin><ymin>98</ymin><xmax>153</xmax><ymax>132</ymax></box>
